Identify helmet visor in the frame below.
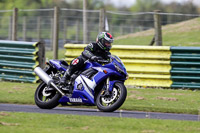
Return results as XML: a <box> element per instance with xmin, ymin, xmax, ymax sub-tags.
<box><xmin>105</xmin><ymin>41</ymin><xmax>112</xmax><ymax>51</ymax></box>
<box><xmin>105</xmin><ymin>41</ymin><xmax>112</xmax><ymax>47</ymax></box>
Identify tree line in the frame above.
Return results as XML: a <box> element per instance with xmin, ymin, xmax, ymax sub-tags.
<box><xmin>0</xmin><ymin>0</ymin><xmax>199</xmax><ymax>14</ymax></box>
<box><xmin>0</xmin><ymin>0</ymin><xmax>199</xmax><ymax>41</ymax></box>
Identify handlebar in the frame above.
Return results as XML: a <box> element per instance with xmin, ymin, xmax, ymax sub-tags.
<box><xmin>97</xmin><ymin>59</ymin><xmax>110</xmax><ymax>63</ymax></box>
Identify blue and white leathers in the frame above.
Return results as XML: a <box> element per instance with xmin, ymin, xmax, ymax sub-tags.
<box><xmin>49</xmin><ymin>55</ymin><xmax>128</xmax><ymax>105</ymax></box>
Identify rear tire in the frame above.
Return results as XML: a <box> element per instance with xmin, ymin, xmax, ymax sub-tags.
<box><xmin>96</xmin><ymin>82</ymin><xmax>127</xmax><ymax>112</ymax></box>
<box><xmin>35</xmin><ymin>82</ymin><xmax>61</xmax><ymax>109</ymax></box>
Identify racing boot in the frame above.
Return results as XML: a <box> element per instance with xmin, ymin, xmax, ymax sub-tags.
<box><xmin>60</xmin><ymin>69</ymin><xmax>71</xmax><ymax>86</ymax></box>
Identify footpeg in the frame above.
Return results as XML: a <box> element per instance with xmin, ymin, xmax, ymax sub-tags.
<box><xmin>62</xmin><ymin>86</ymin><xmax>69</xmax><ymax>91</ymax></box>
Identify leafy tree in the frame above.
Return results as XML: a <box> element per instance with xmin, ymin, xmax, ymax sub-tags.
<box><xmin>130</xmin><ymin>0</ymin><xmax>162</xmax><ymax>12</ymax></box>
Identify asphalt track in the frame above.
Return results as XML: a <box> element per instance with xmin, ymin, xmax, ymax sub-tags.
<box><xmin>0</xmin><ymin>103</ymin><xmax>199</xmax><ymax>121</ymax></box>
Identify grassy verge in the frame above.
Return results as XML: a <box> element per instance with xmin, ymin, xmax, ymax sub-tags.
<box><xmin>0</xmin><ymin>82</ymin><xmax>200</xmax><ymax>114</ymax></box>
<box><xmin>46</xmin><ymin>49</ymin><xmax>66</xmax><ymax>60</ymax></box>
<box><xmin>123</xmin><ymin>88</ymin><xmax>200</xmax><ymax>114</ymax></box>
<box><xmin>0</xmin><ymin>82</ymin><xmax>37</xmax><ymax>104</ymax></box>
<box><xmin>114</xmin><ymin>17</ymin><xmax>200</xmax><ymax>46</ymax></box>
<box><xmin>0</xmin><ymin>112</ymin><xmax>200</xmax><ymax>133</ymax></box>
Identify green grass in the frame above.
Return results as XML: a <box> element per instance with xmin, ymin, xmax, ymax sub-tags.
<box><xmin>114</xmin><ymin>35</ymin><xmax>154</xmax><ymax>46</ymax></box>
<box><xmin>0</xmin><ymin>112</ymin><xmax>200</xmax><ymax>133</ymax></box>
<box><xmin>0</xmin><ymin>82</ymin><xmax>37</xmax><ymax>104</ymax></box>
<box><xmin>123</xmin><ymin>88</ymin><xmax>200</xmax><ymax>114</ymax></box>
<box><xmin>0</xmin><ymin>82</ymin><xmax>200</xmax><ymax>114</ymax></box>
<box><xmin>162</xmin><ymin>31</ymin><xmax>200</xmax><ymax>46</ymax></box>
<box><xmin>46</xmin><ymin>49</ymin><xmax>66</xmax><ymax>60</ymax></box>
<box><xmin>114</xmin><ymin>17</ymin><xmax>200</xmax><ymax>46</ymax></box>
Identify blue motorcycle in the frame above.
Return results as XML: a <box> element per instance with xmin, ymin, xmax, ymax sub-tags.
<box><xmin>34</xmin><ymin>55</ymin><xmax>128</xmax><ymax>112</ymax></box>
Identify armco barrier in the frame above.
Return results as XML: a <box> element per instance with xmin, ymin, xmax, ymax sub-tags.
<box><xmin>64</xmin><ymin>44</ymin><xmax>200</xmax><ymax>89</ymax></box>
<box><xmin>170</xmin><ymin>46</ymin><xmax>200</xmax><ymax>88</ymax></box>
<box><xmin>0</xmin><ymin>40</ymin><xmax>45</xmax><ymax>83</ymax></box>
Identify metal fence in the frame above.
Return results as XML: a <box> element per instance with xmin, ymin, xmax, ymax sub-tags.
<box><xmin>0</xmin><ymin>8</ymin><xmax>199</xmax><ymax>50</ymax></box>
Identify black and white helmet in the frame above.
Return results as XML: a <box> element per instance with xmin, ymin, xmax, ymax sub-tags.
<box><xmin>96</xmin><ymin>32</ymin><xmax>114</xmax><ymax>51</ymax></box>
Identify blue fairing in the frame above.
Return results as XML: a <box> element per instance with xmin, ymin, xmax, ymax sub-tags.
<box><xmin>49</xmin><ymin>60</ymin><xmax>67</xmax><ymax>71</ymax></box>
<box><xmin>54</xmin><ymin>55</ymin><xmax>128</xmax><ymax>105</ymax></box>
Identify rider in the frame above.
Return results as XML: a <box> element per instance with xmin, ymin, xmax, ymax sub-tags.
<box><xmin>60</xmin><ymin>32</ymin><xmax>114</xmax><ymax>85</ymax></box>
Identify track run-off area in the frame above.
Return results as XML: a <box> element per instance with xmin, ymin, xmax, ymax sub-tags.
<box><xmin>0</xmin><ymin>103</ymin><xmax>199</xmax><ymax>121</ymax></box>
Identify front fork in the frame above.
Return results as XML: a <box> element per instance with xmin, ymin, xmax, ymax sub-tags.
<box><xmin>105</xmin><ymin>77</ymin><xmax>118</xmax><ymax>93</ymax></box>
<box><xmin>101</xmin><ymin>77</ymin><xmax>118</xmax><ymax>97</ymax></box>
<box><xmin>106</xmin><ymin>77</ymin><xmax>110</xmax><ymax>91</ymax></box>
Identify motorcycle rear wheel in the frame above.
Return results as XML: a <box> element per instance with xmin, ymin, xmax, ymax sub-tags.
<box><xmin>35</xmin><ymin>82</ymin><xmax>61</xmax><ymax>109</ymax></box>
<box><xmin>96</xmin><ymin>82</ymin><xmax>127</xmax><ymax>112</ymax></box>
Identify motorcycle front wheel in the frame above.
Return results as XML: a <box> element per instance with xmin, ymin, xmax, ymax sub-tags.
<box><xmin>35</xmin><ymin>82</ymin><xmax>61</xmax><ymax>109</ymax></box>
<box><xmin>96</xmin><ymin>82</ymin><xmax>127</xmax><ymax>112</ymax></box>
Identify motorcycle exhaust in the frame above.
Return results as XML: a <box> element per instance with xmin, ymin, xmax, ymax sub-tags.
<box><xmin>34</xmin><ymin>67</ymin><xmax>65</xmax><ymax>96</ymax></box>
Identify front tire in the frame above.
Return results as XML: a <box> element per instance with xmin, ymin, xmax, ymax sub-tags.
<box><xmin>96</xmin><ymin>82</ymin><xmax>127</xmax><ymax>112</ymax></box>
<box><xmin>35</xmin><ymin>82</ymin><xmax>61</xmax><ymax>109</ymax></box>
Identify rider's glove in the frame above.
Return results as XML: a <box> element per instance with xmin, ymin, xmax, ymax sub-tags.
<box><xmin>90</xmin><ymin>56</ymin><xmax>103</xmax><ymax>62</ymax></box>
